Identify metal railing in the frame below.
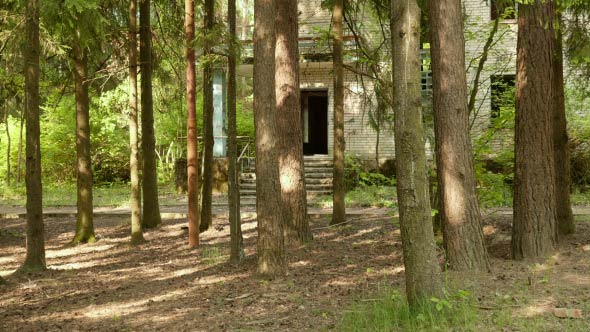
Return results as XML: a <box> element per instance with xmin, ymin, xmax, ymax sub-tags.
<box><xmin>236</xmin><ymin>136</ymin><xmax>254</xmax><ymax>171</ymax></box>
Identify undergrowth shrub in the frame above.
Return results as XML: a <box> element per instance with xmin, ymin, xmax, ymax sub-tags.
<box><xmin>340</xmin><ymin>287</ymin><xmax>478</xmax><ymax>332</ymax></box>
<box><xmin>345</xmin><ymin>155</ymin><xmax>395</xmax><ymax>191</ymax></box>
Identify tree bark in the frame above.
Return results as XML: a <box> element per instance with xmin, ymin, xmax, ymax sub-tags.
<box><xmin>331</xmin><ymin>0</ymin><xmax>346</xmax><ymax>226</ymax></box>
<box><xmin>512</xmin><ymin>0</ymin><xmax>558</xmax><ymax>260</ymax></box>
<box><xmin>186</xmin><ymin>0</ymin><xmax>200</xmax><ymax>248</ymax></box>
<box><xmin>140</xmin><ymin>0</ymin><xmax>162</xmax><ymax>229</ymax></box>
<box><xmin>228</xmin><ymin>0</ymin><xmax>244</xmax><ymax>262</ymax></box>
<box><xmin>391</xmin><ymin>0</ymin><xmax>442</xmax><ymax>308</ymax></box>
<box><xmin>276</xmin><ymin>0</ymin><xmax>312</xmax><ymax>243</ymax></box>
<box><xmin>20</xmin><ymin>0</ymin><xmax>45</xmax><ymax>272</ymax></box>
<box><xmin>71</xmin><ymin>33</ymin><xmax>96</xmax><ymax>245</ymax></box>
<box><xmin>553</xmin><ymin>13</ymin><xmax>574</xmax><ymax>236</ymax></box>
<box><xmin>254</xmin><ymin>0</ymin><xmax>286</xmax><ymax>277</ymax></box>
<box><xmin>428</xmin><ymin>0</ymin><xmax>489</xmax><ymax>271</ymax></box>
<box><xmin>200</xmin><ymin>0</ymin><xmax>215</xmax><ymax>233</ymax></box>
<box><xmin>129</xmin><ymin>0</ymin><xmax>144</xmax><ymax>245</ymax></box>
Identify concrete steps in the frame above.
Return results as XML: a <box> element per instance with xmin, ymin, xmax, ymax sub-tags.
<box><xmin>239</xmin><ymin>155</ymin><xmax>333</xmax><ymax>201</ymax></box>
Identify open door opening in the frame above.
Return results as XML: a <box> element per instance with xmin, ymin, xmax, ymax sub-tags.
<box><xmin>301</xmin><ymin>90</ymin><xmax>328</xmax><ymax>155</ymax></box>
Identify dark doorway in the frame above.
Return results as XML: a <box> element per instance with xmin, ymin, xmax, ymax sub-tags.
<box><xmin>301</xmin><ymin>90</ymin><xmax>328</xmax><ymax>155</ymax></box>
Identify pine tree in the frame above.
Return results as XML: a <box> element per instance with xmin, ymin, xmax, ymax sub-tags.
<box><xmin>254</xmin><ymin>0</ymin><xmax>286</xmax><ymax>277</ymax></box>
<box><xmin>331</xmin><ymin>0</ymin><xmax>346</xmax><ymax>226</ymax></box>
<box><xmin>391</xmin><ymin>0</ymin><xmax>442</xmax><ymax>307</ymax></box>
<box><xmin>200</xmin><ymin>0</ymin><xmax>215</xmax><ymax>233</ymax></box>
<box><xmin>512</xmin><ymin>0</ymin><xmax>558</xmax><ymax>259</ymax></box>
<box><xmin>140</xmin><ymin>0</ymin><xmax>162</xmax><ymax>229</ymax></box>
<box><xmin>276</xmin><ymin>0</ymin><xmax>312</xmax><ymax>243</ymax></box>
<box><xmin>186</xmin><ymin>0</ymin><xmax>200</xmax><ymax>247</ymax></box>
<box><xmin>129</xmin><ymin>0</ymin><xmax>145</xmax><ymax>244</ymax></box>
<box><xmin>71</xmin><ymin>25</ymin><xmax>96</xmax><ymax>245</ymax></box>
<box><xmin>428</xmin><ymin>0</ymin><xmax>489</xmax><ymax>271</ymax></box>
<box><xmin>19</xmin><ymin>0</ymin><xmax>46</xmax><ymax>272</ymax></box>
<box><xmin>228</xmin><ymin>0</ymin><xmax>244</xmax><ymax>262</ymax></box>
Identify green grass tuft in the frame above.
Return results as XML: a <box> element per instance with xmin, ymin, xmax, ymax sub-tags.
<box><xmin>339</xmin><ymin>287</ymin><xmax>478</xmax><ymax>332</ymax></box>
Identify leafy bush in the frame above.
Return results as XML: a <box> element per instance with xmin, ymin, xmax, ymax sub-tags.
<box><xmin>345</xmin><ymin>155</ymin><xmax>395</xmax><ymax>190</ymax></box>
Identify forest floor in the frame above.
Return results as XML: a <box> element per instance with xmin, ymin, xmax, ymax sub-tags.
<box><xmin>1</xmin><ymin>210</ymin><xmax>590</xmax><ymax>331</ymax></box>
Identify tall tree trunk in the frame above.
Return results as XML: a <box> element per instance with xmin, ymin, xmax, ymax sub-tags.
<box><xmin>331</xmin><ymin>0</ymin><xmax>346</xmax><ymax>226</ymax></box>
<box><xmin>129</xmin><ymin>0</ymin><xmax>144</xmax><ymax>245</ymax></box>
<box><xmin>140</xmin><ymin>0</ymin><xmax>162</xmax><ymax>229</ymax></box>
<box><xmin>276</xmin><ymin>0</ymin><xmax>312</xmax><ymax>243</ymax></box>
<box><xmin>254</xmin><ymin>0</ymin><xmax>286</xmax><ymax>277</ymax></box>
<box><xmin>428</xmin><ymin>0</ymin><xmax>489</xmax><ymax>271</ymax></box>
<box><xmin>512</xmin><ymin>0</ymin><xmax>558</xmax><ymax>260</ymax></box>
<box><xmin>4</xmin><ymin>101</ymin><xmax>10</xmax><ymax>186</ymax></box>
<box><xmin>186</xmin><ymin>0</ymin><xmax>200</xmax><ymax>248</ymax></box>
<box><xmin>71</xmin><ymin>35</ymin><xmax>95</xmax><ymax>245</ymax></box>
<box><xmin>391</xmin><ymin>0</ymin><xmax>442</xmax><ymax>307</ymax></box>
<box><xmin>553</xmin><ymin>13</ymin><xmax>574</xmax><ymax>236</ymax></box>
<box><xmin>19</xmin><ymin>0</ymin><xmax>45</xmax><ymax>272</ymax></box>
<box><xmin>17</xmin><ymin>107</ymin><xmax>24</xmax><ymax>182</ymax></box>
<box><xmin>228</xmin><ymin>0</ymin><xmax>244</xmax><ymax>262</ymax></box>
<box><xmin>200</xmin><ymin>0</ymin><xmax>215</xmax><ymax>233</ymax></box>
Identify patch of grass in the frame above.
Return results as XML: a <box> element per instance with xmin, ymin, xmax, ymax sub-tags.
<box><xmin>315</xmin><ymin>185</ymin><xmax>397</xmax><ymax>209</ymax></box>
<box><xmin>571</xmin><ymin>190</ymin><xmax>590</xmax><ymax>206</ymax></box>
<box><xmin>0</xmin><ymin>182</ymin><xmax>184</xmax><ymax>207</ymax></box>
<box><xmin>201</xmin><ymin>246</ymin><xmax>226</xmax><ymax>265</ymax></box>
<box><xmin>339</xmin><ymin>287</ymin><xmax>477</xmax><ymax>332</ymax></box>
<box><xmin>0</xmin><ymin>229</ymin><xmax>25</xmax><ymax>238</ymax></box>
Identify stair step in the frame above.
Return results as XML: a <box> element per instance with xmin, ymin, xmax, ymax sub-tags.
<box><xmin>240</xmin><ymin>183</ymin><xmax>331</xmax><ymax>190</ymax></box>
<box><xmin>240</xmin><ymin>155</ymin><xmax>333</xmax><ymax>197</ymax></box>
<box><xmin>239</xmin><ymin>176</ymin><xmax>332</xmax><ymax>184</ymax></box>
<box><xmin>241</xmin><ymin>189</ymin><xmax>332</xmax><ymax>197</ymax></box>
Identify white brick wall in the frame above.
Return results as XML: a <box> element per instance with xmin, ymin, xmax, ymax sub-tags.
<box><xmin>463</xmin><ymin>0</ymin><xmax>517</xmax><ymax>135</ymax></box>
<box><xmin>300</xmin><ymin>62</ymin><xmax>396</xmax><ymax>161</ymax></box>
<box><xmin>239</xmin><ymin>0</ymin><xmax>521</xmax><ymax>161</ymax></box>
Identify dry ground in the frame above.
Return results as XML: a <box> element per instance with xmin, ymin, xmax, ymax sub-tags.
<box><xmin>1</xmin><ymin>212</ymin><xmax>589</xmax><ymax>331</ymax></box>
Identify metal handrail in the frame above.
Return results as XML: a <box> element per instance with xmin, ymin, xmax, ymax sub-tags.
<box><xmin>236</xmin><ymin>137</ymin><xmax>253</xmax><ymax>170</ymax></box>
<box><xmin>177</xmin><ymin>134</ymin><xmax>254</xmax><ymax>170</ymax></box>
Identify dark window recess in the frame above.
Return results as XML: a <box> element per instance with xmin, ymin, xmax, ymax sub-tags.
<box><xmin>491</xmin><ymin>0</ymin><xmax>516</xmax><ymax>20</ymax></box>
<box><xmin>490</xmin><ymin>74</ymin><xmax>515</xmax><ymax>120</ymax></box>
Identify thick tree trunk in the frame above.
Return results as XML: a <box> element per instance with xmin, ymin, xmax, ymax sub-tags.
<box><xmin>276</xmin><ymin>0</ymin><xmax>312</xmax><ymax>243</ymax></box>
<box><xmin>140</xmin><ymin>0</ymin><xmax>162</xmax><ymax>229</ymax></box>
<box><xmin>20</xmin><ymin>0</ymin><xmax>45</xmax><ymax>272</ymax></box>
<box><xmin>200</xmin><ymin>0</ymin><xmax>215</xmax><ymax>233</ymax></box>
<box><xmin>391</xmin><ymin>0</ymin><xmax>442</xmax><ymax>307</ymax></box>
<box><xmin>254</xmin><ymin>0</ymin><xmax>286</xmax><ymax>277</ymax></box>
<box><xmin>129</xmin><ymin>0</ymin><xmax>144</xmax><ymax>245</ymax></box>
<box><xmin>186</xmin><ymin>0</ymin><xmax>200</xmax><ymax>248</ymax></box>
<box><xmin>428</xmin><ymin>0</ymin><xmax>489</xmax><ymax>271</ymax></box>
<box><xmin>553</xmin><ymin>15</ymin><xmax>574</xmax><ymax>236</ymax></box>
<box><xmin>228</xmin><ymin>0</ymin><xmax>244</xmax><ymax>262</ymax></box>
<box><xmin>512</xmin><ymin>0</ymin><xmax>558</xmax><ymax>260</ymax></box>
<box><xmin>71</xmin><ymin>36</ymin><xmax>96</xmax><ymax>245</ymax></box>
<box><xmin>331</xmin><ymin>0</ymin><xmax>346</xmax><ymax>226</ymax></box>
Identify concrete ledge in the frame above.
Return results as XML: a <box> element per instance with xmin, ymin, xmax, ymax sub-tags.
<box><xmin>0</xmin><ymin>207</ymin><xmax>391</xmax><ymax>220</ymax></box>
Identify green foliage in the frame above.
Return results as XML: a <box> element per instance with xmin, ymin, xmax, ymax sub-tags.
<box><xmin>347</xmin><ymin>186</ymin><xmax>397</xmax><ymax>208</ymax></box>
<box><xmin>472</xmin><ymin>76</ymin><xmax>515</xmax><ymax>208</ymax></box>
<box><xmin>339</xmin><ymin>287</ymin><xmax>477</xmax><ymax>332</ymax></box>
<box><xmin>345</xmin><ymin>155</ymin><xmax>395</xmax><ymax>190</ymax></box>
<box><xmin>566</xmin><ymin>83</ymin><xmax>590</xmax><ymax>190</ymax></box>
<box><xmin>201</xmin><ymin>246</ymin><xmax>226</xmax><ymax>265</ymax></box>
